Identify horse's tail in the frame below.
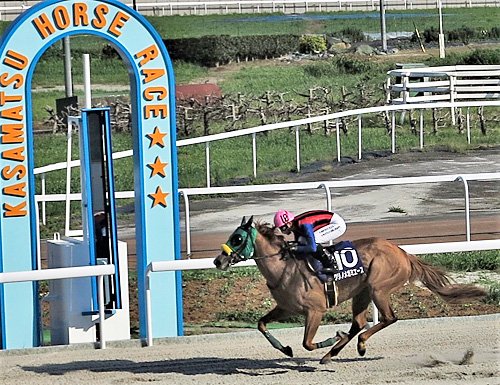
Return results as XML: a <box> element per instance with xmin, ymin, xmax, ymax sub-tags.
<box><xmin>406</xmin><ymin>253</ymin><xmax>487</xmax><ymax>304</ymax></box>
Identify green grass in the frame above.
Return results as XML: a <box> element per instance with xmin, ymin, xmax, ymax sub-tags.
<box><xmin>3</xmin><ymin>8</ymin><xmax>499</xmax><ymax>41</ymax></box>
<box><xmin>183</xmin><ymin>266</ymin><xmax>262</xmax><ymax>281</ymax></box>
<box><xmin>147</xmin><ymin>8</ymin><xmax>500</xmax><ymax>38</ymax></box>
<box><xmin>219</xmin><ymin>60</ymin><xmax>387</xmax><ymax>97</ymax></box>
<box><xmin>420</xmin><ymin>250</ymin><xmax>500</xmax><ymax>272</ymax></box>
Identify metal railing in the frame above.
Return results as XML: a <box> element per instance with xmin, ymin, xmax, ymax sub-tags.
<box><xmin>33</xmin><ymin>171</ymin><xmax>500</xmax><ymax>258</ymax></box>
<box><xmin>179</xmin><ymin>172</ymin><xmax>500</xmax><ymax>256</ymax></box>
<box><xmin>386</xmin><ymin>66</ymin><xmax>500</xmax><ymax>123</ymax></box>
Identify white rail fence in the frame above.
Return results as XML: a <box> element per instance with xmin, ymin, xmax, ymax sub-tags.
<box><xmin>386</xmin><ymin>65</ymin><xmax>500</xmax><ymax>123</ymax></box>
<box><xmin>0</xmin><ymin>264</ymin><xmax>115</xmax><ymax>349</ymax></box>
<box><xmin>34</xmin><ymin>171</ymin><xmax>500</xmax><ymax>257</ymax></box>
<box><xmin>126</xmin><ymin>0</ymin><xmax>497</xmax><ymax>15</ymax></box>
<box><xmin>179</xmin><ymin>172</ymin><xmax>500</xmax><ymax>256</ymax></box>
<box><xmin>0</xmin><ymin>0</ymin><xmax>497</xmax><ymax>19</ymax></box>
<box><xmin>34</xmin><ymin>99</ymin><xmax>500</xmax><ymax>216</ymax></box>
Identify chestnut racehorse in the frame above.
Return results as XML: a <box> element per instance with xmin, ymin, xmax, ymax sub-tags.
<box><xmin>213</xmin><ymin>216</ymin><xmax>487</xmax><ymax>364</ymax></box>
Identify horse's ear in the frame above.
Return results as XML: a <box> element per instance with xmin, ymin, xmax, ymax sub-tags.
<box><xmin>244</xmin><ymin>215</ymin><xmax>254</xmax><ymax>228</ymax></box>
<box><xmin>241</xmin><ymin>216</ymin><xmax>246</xmax><ymax>226</ymax></box>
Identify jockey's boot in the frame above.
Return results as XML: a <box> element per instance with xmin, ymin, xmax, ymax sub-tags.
<box><xmin>314</xmin><ymin>244</ymin><xmax>336</xmax><ymax>273</ymax></box>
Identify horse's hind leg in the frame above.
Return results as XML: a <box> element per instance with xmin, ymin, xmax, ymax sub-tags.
<box><xmin>356</xmin><ymin>290</ymin><xmax>397</xmax><ymax>356</ymax></box>
<box><xmin>258</xmin><ymin>306</ymin><xmax>293</xmax><ymax>357</ymax></box>
<box><xmin>320</xmin><ymin>287</ymin><xmax>371</xmax><ymax>364</ymax></box>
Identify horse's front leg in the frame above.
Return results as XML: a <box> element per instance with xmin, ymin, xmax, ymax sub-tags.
<box><xmin>258</xmin><ymin>306</ymin><xmax>293</xmax><ymax>357</ymax></box>
<box><xmin>303</xmin><ymin>309</ymin><xmax>338</xmax><ymax>352</ymax></box>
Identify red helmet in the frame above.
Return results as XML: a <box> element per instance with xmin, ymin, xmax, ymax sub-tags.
<box><xmin>274</xmin><ymin>209</ymin><xmax>294</xmax><ymax>228</ymax></box>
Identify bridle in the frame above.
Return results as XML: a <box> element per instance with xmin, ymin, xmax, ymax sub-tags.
<box><xmin>221</xmin><ymin>225</ymin><xmax>288</xmax><ymax>267</ymax></box>
<box><xmin>220</xmin><ymin>225</ymin><xmax>256</xmax><ymax>266</ymax></box>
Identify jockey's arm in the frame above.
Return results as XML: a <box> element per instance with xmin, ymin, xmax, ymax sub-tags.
<box><xmin>294</xmin><ymin>224</ymin><xmax>317</xmax><ymax>255</ymax></box>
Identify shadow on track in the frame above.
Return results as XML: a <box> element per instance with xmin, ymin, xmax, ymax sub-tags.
<box><xmin>21</xmin><ymin>356</ymin><xmax>382</xmax><ymax>376</ymax></box>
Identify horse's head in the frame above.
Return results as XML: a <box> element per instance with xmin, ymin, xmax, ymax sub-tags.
<box><xmin>214</xmin><ymin>216</ymin><xmax>258</xmax><ymax>270</ymax></box>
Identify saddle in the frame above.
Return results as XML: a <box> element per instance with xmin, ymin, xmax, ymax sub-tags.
<box><xmin>303</xmin><ymin>241</ymin><xmax>366</xmax><ymax>308</ymax></box>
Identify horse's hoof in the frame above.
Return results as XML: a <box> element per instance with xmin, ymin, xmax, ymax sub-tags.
<box><xmin>283</xmin><ymin>346</ymin><xmax>293</xmax><ymax>357</ymax></box>
<box><xmin>320</xmin><ymin>355</ymin><xmax>332</xmax><ymax>365</ymax></box>
<box><xmin>336</xmin><ymin>331</ymin><xmax>348</xmax><ymax>339</ymax></box>
<box><xmin>357</xmin><ymin>341</ymin><xmax>366</xmax><ymax>356</ymax></box>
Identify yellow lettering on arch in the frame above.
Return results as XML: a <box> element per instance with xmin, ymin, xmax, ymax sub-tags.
<box><xmin>0</xmin><ymin>106</ymin><xmax>23</xmax><ymax>121</ymax></box>
<box><xmin>141</xmin><ymin>68</ymin><xmax>165</xmax><ymax>84</ymax></box>
<box><xmin>3</xmin><ymin>50</ymin><xmax>29</xmax><ymax>70</ymax></box>
<box><xmin>2</xmin><ymin>146</ymin><xmax>25</xmax><ymax>162</ymax></box>
<box><xmin>3</xmin><ymin>182</ymin><xmax>26</xmax><ymax>197</ymax></box>
<box><xmin>32</xmin><ymin>13</ymin><xmax>56</xmax><ymax>39</ymax></box>
<box><xmin>134</xmin><ymin>45</ymin><xmax>159</xmax><ymax>67</ymax></box>
<box><xmin>108</xmin><ymin>11</ymin><xmax>129</xmax><ymax>37</ymax></box>
<box><xmin>3</xmin><ymin>201</ymin><xmax>27</xmax><ymax>217</ymax></box>
<box><xmin>1</xmin><ymin>123</ymin><xmax>24</xmax><ymax>143</ymax></box>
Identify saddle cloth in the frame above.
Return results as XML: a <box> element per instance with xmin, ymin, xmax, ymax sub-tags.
<box><xmin>305</xmin><ymin>241</ymin><xmax>365</xmax><ymax>307</ymax></box>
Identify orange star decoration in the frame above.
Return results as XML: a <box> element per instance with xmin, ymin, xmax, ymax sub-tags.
<box><xmin>146</xmin><ymin>126</ymin><xmax>167</xmax><ymax>148</ymax></box>
<box><xmin>148</xmin><ymin>156</ymin><xmax>168</xmax><ymax>178</ymax></box>
<box><xmin>149</xmin><ymin>186</ymin><xmax>169</xmax><ymax>208</ymax></box>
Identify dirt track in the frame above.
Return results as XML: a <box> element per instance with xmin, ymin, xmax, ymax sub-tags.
<box><xmin>1</xmin><ymin>314</ymin><xmax>498</xmax><ymax>385</ymax></box>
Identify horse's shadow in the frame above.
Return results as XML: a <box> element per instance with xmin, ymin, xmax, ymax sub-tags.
<box><xmin>21</xmin><ymin>356</ymin><xmax>382</xmax><ymax>376</ymax></box>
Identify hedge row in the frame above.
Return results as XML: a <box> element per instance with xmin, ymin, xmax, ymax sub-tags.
<box><xmin>163</xmin><ymin>34</ymin><xmax>300</xmax><ymax>67</ymax></box>
<box><xmin>415</xmin><ymin>26</ymin><xmax>500</xmax><ymax>45</ymax></box>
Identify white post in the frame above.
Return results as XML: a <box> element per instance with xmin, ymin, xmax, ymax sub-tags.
<box><xmin>336</xmin><ymin>119</ymin><xmax>341</xmax><ymax>162</ymax></box>
<box><xmin>180</xmin><ymin>191</ymin><xmax>191</xmax><ymax>258</ymax></box>
<box><xmin>419</xmin><ymin>109</ymin><xmax>424</xmax><ymax>149</ymax></box>
<box><xmin>83</xmin><ymin>54</ymin><xmax>91</xmax><ymax>108</ymax></box>
<box><xmin>438</xmin><ymin>0</ymin><xmax>445</xmax><ymax>59</ymax></box>
<box><xmin>65</xmin><ymin>120</ymin><xmax>74</xmax><ymax>236</ymax></box>
<box><xmin>379</xmin><ymin>0</ymin><xmax>387</xmax><ymax>52</ymax></box>
<box><xmin>455</xmin><ymin>176</ymin><xmax>471</xmax><ymax>242</ymax></box>
<box><xmin>449</xmin><ymin>75</ymin><xmax>456</xmax><ymax>125</ymax></box>
<box><xmin>145</xmin><ymin>265</ymin><xmax>153</xmax><ymax>347</ymax></box>
<box><xmin>391</xmin><ymin>111</ymin><xmax>396</xmax><ymax>153</ymax></box>
<box><xmin>402</xmin><ymin>74</ymin><xmax>409</xmax><ymax>104</ymax></box>
<box><xmin>98</xmin><ymin>275</ymin><xmax>106</xmax><ymax>349</ymax></box>
<box><xmin>205</xmin><ymin>142</ymin><xmax>210</xmax><ymax>188</ymax></box>
<box><xmin>295</xmin><ymin>126</ymin><xmax>300</xmax><ymax>172</ymax></box>
<box><xmin>35</xmin><ymin>202</ymin><xmax>41</xmax><ymax>270</ymax></box>
<box><xmin>252</xmin><ymin>132</ymin><xmax>257</xmax><ymax>179</ymax></box>
<box><xmin>466</xmin><ymin>107</ymin><xmax>471</xmax><ymax>144</ymax></box>
<box><xmin>41</xmin><ymin>173</ymin><xmax>46</xmax><ymax>225</ymax></box>
<box><xmin>358</xmin><ymin>115</ymin><xmax>362</xmax><ymax>160</ymax></box>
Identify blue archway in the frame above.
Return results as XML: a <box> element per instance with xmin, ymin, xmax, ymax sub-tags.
<box><xmin>0</xmin><ymin>0</ymin><xmax>181</xmax><ymax>349</ymax></box>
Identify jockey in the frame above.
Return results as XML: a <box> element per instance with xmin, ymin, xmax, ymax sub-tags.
<box><xmin>273</xmin><ymin>209</ymin><xmax>347</xmax><ymax>272</ymax></box>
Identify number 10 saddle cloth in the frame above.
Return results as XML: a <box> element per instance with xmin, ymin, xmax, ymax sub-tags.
<box><xmin>305</xmin><ymin>241</ymin><xmax>366</xmax><ymax>308</ymax></box>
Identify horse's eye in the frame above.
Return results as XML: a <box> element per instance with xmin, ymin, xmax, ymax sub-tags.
<box><xmin>231</xmin><ymin>234</ymin><xmax>243</xmax><ymax>246</ymax></box>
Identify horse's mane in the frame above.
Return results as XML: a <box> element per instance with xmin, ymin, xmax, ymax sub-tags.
<box><xmin>255</xmin><ymin>221</ymin><xmax>286</xmax><ymax>248</ymax></box>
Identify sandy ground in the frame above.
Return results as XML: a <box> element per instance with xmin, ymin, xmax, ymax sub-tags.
<box><xmin>1</xmin><ymin>314</ymin><xmax>498</xmax><ymax>385</ymax></box>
